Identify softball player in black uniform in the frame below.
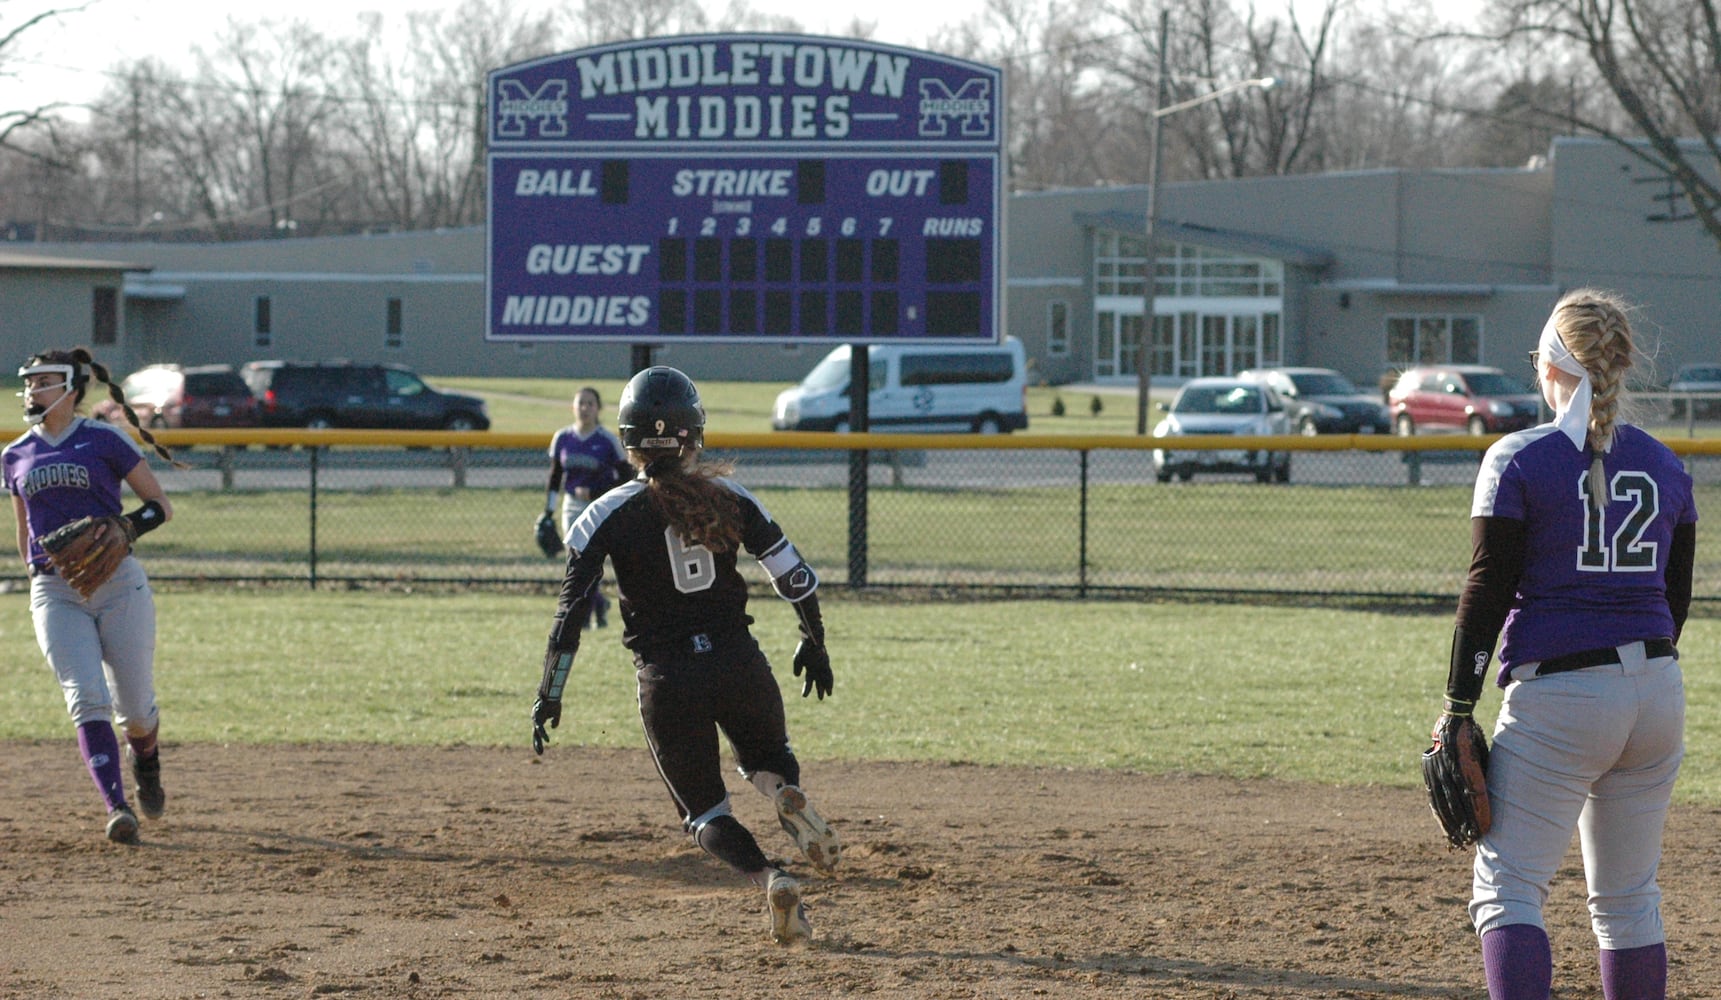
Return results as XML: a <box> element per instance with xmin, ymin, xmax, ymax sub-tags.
<box><xmin>1442</xmin><ymin>289</ymin><xmax>1692</xmax><ymax>999</ymax></box>
<box><xmin>532</xmin><ymin>366</ymin><xmax>839</xmax><ymax>944</ymax></box>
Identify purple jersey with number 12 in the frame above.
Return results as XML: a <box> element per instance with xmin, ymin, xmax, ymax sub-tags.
<box><xmin>2</xmin><ymin>418</ymin><xmax>142</xmax><ymax>573</ymax></box>
<box><xmin>1472</xmin><ymin>422</ymin><xmax>1696</xmax><ymax>679</ymax></box>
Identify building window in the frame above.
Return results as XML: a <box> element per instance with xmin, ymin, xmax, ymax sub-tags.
<box><xmin>1157</xmin><ymin>244</ymin><xmax>1283</xmax><ymax>298</ymax></box>
<box><xmin>92</xmin><ymin>286</ymin><xmax>117</xmax><ymax>345</ymax></box>
<box><xmin>1047</xmin><ymin>300</ymin><xmax>1069</xmax><ymax>356</ymax></box>
<box><xmin>255</xmin><ymin>296</ymin><xmax>272</xmax><ymax>348</ymax></box>
<box><xmin>385</xmin><ymin>298</ymin><xmax>403</xmax><ymax>349</ymax></box>
<box><xmin>1093</xmin><ymin>231</ymin><xmax>1147</xmax><ymax>296</ymax></box>
<box><xmin>1093</xmin><ymin>231</ymin><xmax>1283</xmax><ymax>299</ymax></box>
<box><xmin>1386</xmin><ymin>314</ymin><xmax>1481</xmax><ymax>365</ymax></box>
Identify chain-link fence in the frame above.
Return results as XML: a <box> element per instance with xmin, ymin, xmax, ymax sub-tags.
<box><xmin>13</xmin><ymin>429</ymin><xmax>1721</xmax><ymax>602</ymax></box>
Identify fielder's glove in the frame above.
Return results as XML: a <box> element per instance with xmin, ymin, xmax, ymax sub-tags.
<box><xmin>1422</xmin><ymin>706</ymin><xmax>1492</xmax><ymax>849</ymax></box>
<box><xmin>532</xmin><ymin>695</ymin><xmax>561</xmax><ymax>755</ymax></box>
<box><xmin>37</xmin><ymin>515</ymin><xmax>137</xmax><ymax>601</ymax></box>
<box><xmin>534</xmin><ymin>513</ymin><xmax>563</xmax><ymax>559</ymax></box>
<box><xmin>792</xmin><ymin>639</ymin><xmax>833</xmax><ymax>700</ymax></box>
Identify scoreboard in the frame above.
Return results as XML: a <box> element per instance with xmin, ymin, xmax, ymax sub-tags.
<box><xmin>485</xmin><ymin>35</ymin><xmax>1003</xmax><ymax>345</ymax></box>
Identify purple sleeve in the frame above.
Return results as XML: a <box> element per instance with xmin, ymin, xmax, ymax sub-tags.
<box><xmin>103</xmin><ymin>428</ymin><xmax>144</xmax><ymax>480</ymax></box>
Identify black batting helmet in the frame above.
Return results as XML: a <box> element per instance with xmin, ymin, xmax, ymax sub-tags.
<box><xmin>617</xmin><ymin>366</ymin><xmax>704</xmax><ymax>450</ymax></box>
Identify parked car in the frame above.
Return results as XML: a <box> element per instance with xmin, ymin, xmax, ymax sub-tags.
<box><xmin>1238</xmin><ymin>366</ymin><xmax>1391</xmax><ymax>435</ymax></box>
<box><xmin>1151</xmin><ymin>377</ymin><xmax>1292</xmax><ymax>483</ymax></box>
<box><xmin>1667</xmin><ymin>363</ymin><xmax>1721</xmax><ymax>418</ymax></box>
<box><xmin>1387</xmin><ymin>365</ymin><xmax>1541</xmax><ymax>436</ymax></box>
<box><xmin>240</xmin><ymin>360</ymin><xmax>490</xmax><ymax>430</ymax></box>
<box><xmin>92</xmin><ymin>363</ymin><xmax>259</xmax><ymax>429</ymax></box>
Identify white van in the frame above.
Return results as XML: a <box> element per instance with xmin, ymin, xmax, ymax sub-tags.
<box><xmin>772</xmin><ymin>338</ymin><xmax>1029</xmax><ymax>434</ymax></box>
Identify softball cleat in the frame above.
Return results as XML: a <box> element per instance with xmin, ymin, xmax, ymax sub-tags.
<box><xmin>766</xmin><ymin>870</ymin><xmax>812</xmax><ymax>944</ymax></box>
<box><xmin>130</xmin><ymin>748</ymin><xmax>165</xmax><ymax>820</ymax></box>
<box><xmin>775</xmin><ymin>785</ymin><xmax>840</xmax><ymax>875</ymax></box>
<box><xmin>105</xmin><ymin>806</ymin><xmax>139</xmax><ymax>844</ymax></box>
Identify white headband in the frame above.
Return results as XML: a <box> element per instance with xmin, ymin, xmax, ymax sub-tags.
<box><xmin>18</xmin><ymin>362</ymin><xmax>74</xmax><ymax>382</ymax></box>
<box><xmin>1536</xmin><ymin>312</ymin><xmax>1595</xmax><ymax>451</ymax></box>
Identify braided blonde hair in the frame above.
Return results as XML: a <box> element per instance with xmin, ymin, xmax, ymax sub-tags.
<box><xmin>1546</xmin><ymin>288</ymin><xmax>1636</xmax><ymax>511</ymax></box>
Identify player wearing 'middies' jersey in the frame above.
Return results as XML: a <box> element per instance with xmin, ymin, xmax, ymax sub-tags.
<box><xmin>1436</xmin><ymin>289</ymin><xmax>1695</xmax><ymax>1000</ymax></box>
<box><xmin>529</xmin><ymin>366</ymin><xmax>840</xmax><ymax>946</ymax></box>
<box><xmin>541</xmin><ymin>385</ymin><xmax>627</xmax><ymax>628</ymax></box>
<box><xmin>4</xmin><ymin>347</ymin><xmax>179</xmax><ymax>845</ymax></box>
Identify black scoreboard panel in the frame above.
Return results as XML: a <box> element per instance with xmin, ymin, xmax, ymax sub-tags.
<box><xmin>493</xmin><ymin>151</ymin><xmax>998</xmax><ymax>342</ymax></box>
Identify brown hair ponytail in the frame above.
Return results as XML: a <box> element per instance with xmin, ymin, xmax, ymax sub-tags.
<box><xmin>632</xmin><ymin>448</ymin><xmax>741</xmax><ymax>553</ymax></box>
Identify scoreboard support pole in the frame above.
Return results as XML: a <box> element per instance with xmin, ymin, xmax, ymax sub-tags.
<box><xmin>846</xmin><ymin>344</ymin><xmax>869</xmax><ymax>590</ymax></box>
<box><xmin>630</xmin><ymin>344</ymin><xmax>655</xmax><ymax>376</ymax></box>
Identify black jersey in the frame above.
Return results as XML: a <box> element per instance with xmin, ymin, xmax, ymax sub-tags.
<box><xmin>561</xmin><ymin>475</ymin><xmax>807</xmax><ymax>651</ymax></box>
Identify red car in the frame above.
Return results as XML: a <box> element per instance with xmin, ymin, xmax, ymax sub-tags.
<box><xmin>93</xmin><ymin>363</ymin><xmax>260</xmax><ymax>428</ymax></box>
<box><xmin>1388</xmin><ymin>364</ymin><xmax>1543</xmax><ymax>436</ymax></box>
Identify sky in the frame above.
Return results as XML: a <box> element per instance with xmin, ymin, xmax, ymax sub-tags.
<box><xmin>4</xmin><ymin>0</ymin><xmax>990</xmax><ymax>112</ymax></box>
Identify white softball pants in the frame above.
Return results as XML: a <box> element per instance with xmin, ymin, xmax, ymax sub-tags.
<box><xmin>1470</xmin><ymin>641</ymin><xmax>1684</xmax><ymax>951</ymax></box>
<box><xmin>29</xmin><ymin>555</ymin><xmax>159</xmax><ymax>737</ymax></box>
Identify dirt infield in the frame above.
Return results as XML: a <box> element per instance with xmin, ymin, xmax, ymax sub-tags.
<box><xmin>5</xmin><ymin>742</ymin><xmax>1721</xmax><ymax>999</ymax></box>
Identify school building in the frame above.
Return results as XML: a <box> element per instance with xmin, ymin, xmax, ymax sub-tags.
<box><xmin>2</xmin><ymin>136</ymin><xmax>1717</xmax><ymax>389</ymax></box>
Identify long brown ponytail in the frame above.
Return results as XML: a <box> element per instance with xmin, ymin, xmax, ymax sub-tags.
<box><xmin>632</xmin><ymin>448</ymin><xmax>741</xmax><ymax>553</ymax></box>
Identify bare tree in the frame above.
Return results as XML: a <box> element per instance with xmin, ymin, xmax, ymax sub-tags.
<box><xmin>567</xmin><ymin>0</ymin><xmax>709</xmax><ymax>45</ymax></box>
<box><xmin>331</xmin><ymin>0</ymin><xmax>561</xmax><ymax>231</ymax></box>
<box><xmin>1460</xmin><ymin>74</ymin><xmax>1573</xmax><ymax>167</ymax></box>
<box><xmin>1489</xmin><ymin>0</ymin><xmax>1721</xmax><ymax>250</ymax></box>
<box><xmin>1097</xmin><ymin>0</ymin><xmax>1343</xmax><ymax>183</ymax></box>
<box><xmin>949</xmin><ymin>0</ymin><xmax>1139</xmax><ymax>190</ymax></box>
<box><xmin>0</xmin><ymin>2</ymin><xmax>91</xmax><ymax>151</ymax></box>
<box><xmin>1306</xmin><ymin>6</ymin><xmax>1484</xmax><ymax>172</ymax></box>
<box><xmin>99</xmin><ymin>18</ymin><xmax>350</xmax><ymax>238</ymax></box>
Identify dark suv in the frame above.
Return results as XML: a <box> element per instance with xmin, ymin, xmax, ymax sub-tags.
<box><xmin>240</xmin><ymin>361</ymin><xmax>490</xmax><ymax>430</ymax></box>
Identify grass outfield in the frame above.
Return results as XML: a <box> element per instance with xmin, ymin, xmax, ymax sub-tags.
<box><xmin>4</xmin><ymin>590</ymin><xmax>1718</xmax><ymax>803</ymax></box>
<box><xmin>125</xmin><ymin>481</ymin><xmax>1486</xmax><ymax>594</ymax></box>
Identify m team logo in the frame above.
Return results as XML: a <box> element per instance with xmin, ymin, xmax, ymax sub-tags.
<box><xmin>497</xmin><ymin>80</ymin><xmax>570</xmax><ymax>138</ymax></box>
<box><xmin>917</xmin><ymin>78</ymin><xmax>991</xmax><ymax>137</ymax></box>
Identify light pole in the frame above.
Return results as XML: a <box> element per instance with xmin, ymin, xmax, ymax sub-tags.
<box><xmin>1134</xmin><ymin>9</ymin><xmax>1276</xmax><ymax>433</ymax></box>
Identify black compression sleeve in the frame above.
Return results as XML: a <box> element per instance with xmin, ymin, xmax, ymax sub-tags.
<box><xmin>793</xmin><ymin>591</ymin><xmax>825</xmax><ymax>648</ymax></box>
<box><xmin>1448</xmin><ymin>515</ymin><xmax>1526</xmax><ymax>706</ymax></box>
<box><xmin>1667</xmin><ymin>522</ymin><xmax>1695</xmax><ymax>641</ymax></box>
<box><xmin>1446</xmin><ymin>628</ymin><xmax>1493</xmax><ymax>710</ymax></box>
<box><xmin>540</xmin><ymin>550</ymin><xmax>600</xmax><ymax>695</ymax></box>
<box><xmin>546</xmin><ymin>463</ymin><xmax>564</xmax><ymax>499</ymax></box>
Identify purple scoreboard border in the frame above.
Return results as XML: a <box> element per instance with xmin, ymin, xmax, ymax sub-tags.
<box><xmin>485</xmin><ymin>33</ymin><xmax>1003</xmax><ymax>345</ymax></box>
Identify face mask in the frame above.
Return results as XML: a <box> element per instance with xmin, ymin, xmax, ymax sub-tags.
<box><xmin>17</xmin><ymin>363</ymin><xmax>77</xmax><ymax>426</ymax></box>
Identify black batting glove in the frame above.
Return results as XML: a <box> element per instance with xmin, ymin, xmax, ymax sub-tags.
<box><xmin>792</xmin><ymin>639</ymin><xmax>833</xmax><ymax>700</ymax></box>
<box><xmin>532</xmin><ymin>695</ymin><xmax>562</xmax><ymax>755</ymax></box>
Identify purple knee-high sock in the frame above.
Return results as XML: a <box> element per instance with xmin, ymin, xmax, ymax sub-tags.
<box><xmin>1482</xmin><ymin>924</ymin><xmax>1552</xmax><ymax>1000</ymax></box>
<box><xmin>76</xmin><ymin>721</ymin><xmax>129</xmax><ymax>813</ymax></box>
<box><xmin>1600</xmin><ymin>943</ymin><xmax>1666</xmax><ymax>1000</ymax></box>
